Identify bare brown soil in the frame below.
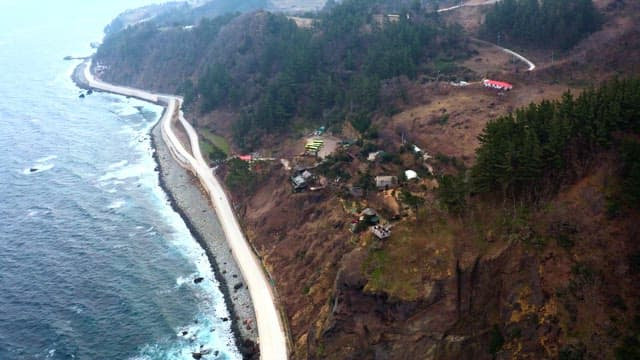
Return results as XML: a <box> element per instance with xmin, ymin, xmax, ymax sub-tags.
<box><xmin>214</xmin><ymin>1</ymin><xmax>640</xmax><ymax>358</ymax></box>
<box><xmin>380</xmin><ymin>80</ymin><xmax>570</xmax><ymax>166</ymax></box>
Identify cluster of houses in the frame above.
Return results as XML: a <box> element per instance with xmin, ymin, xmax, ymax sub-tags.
<box><xmin>292</xmin><ymin>134</ymin><xmax>436</xmax><ymax>242</ymax></box>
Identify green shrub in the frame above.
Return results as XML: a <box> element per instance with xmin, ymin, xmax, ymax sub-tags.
<box><xmin>488</xmin><ymin>324</ymin><xmax>504</xmax><ymax>355</ymax></box>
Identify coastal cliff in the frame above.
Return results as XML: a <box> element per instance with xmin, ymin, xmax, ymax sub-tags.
<box><xmin>91</xmin><ymin>0</ymin><xmax>640</xmax><ymax>358</ymax></box>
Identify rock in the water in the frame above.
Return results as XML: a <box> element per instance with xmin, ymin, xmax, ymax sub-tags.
<box><xmin>194</xmin><ymin>277</ymin><xmax>204</xmax><ymax>284</ymax></box>
<box><xmin>191</xmin><ymin>352</ymin><xmax>202</xmax><ymax>360</ymax></box>
<box><xmin>234</xmin><ymin>282</ymin><xmax>243</xmax><ymax>291</ymax></box>
<box><xmin>79</xmin><ymin>94</ymin><xmax>85</xmax><ymax>99</ymax></box>
<box><xmin>182</xmin><ymin>331</ymin><xmax>188</xmax><ymax>336</ymax></box>
<box><xmin>87</xmin><ymin>89</ymin><xmax>93</xmax><ymax>95</ymax></box>
<box><xmin>30</xmin><ymin>168</ymin><xmax>38</xmax><ymax>173</ymax></box>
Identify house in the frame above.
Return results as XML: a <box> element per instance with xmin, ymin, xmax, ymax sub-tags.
<box><xmin>371</xmin><ymin>225</ymin><xmax>391</xmax><ymax>239</ymax></box>
<box><xmin>361</xmin><ymin>208</ymin><xmax>376</xmax><ymax>217</ymax></box>
<box><xmin>313</xmin><ymin>126</ymin><xmax>326</xmax><ymax>136</ymax></box>
<box><xmin>290</xmin><ymin>175</ymin><xmax>307</xmax><ymax>191</ymax></box>
<box><xmin>360</xmin><ymin>208</ymin><xmax>380</xmax><ymax>224</ymax></box>
<box><xmin>375</xmin><ymin>175</ymin><xmax>398</xmax><ymax>190</ymax></box>
<box><xmin>290</xmin><ymin>169</ymin><xmax>315</xmax><ymax>191</ymax></box>
<box><xmin>483</xmin><ymin>79</ymin><xmax>513</xmax><ymax>91</ymax></box>
<box><xmin>373</xmin><ymin>14</ymin><xmax>401</xmax><ymax>25</ymax></box>
<box><xmin>405</xmin><ymin>169</ymin><xmax>419</xmax><ymax>181</ymax></box>
<box><xmin>367</xmin><ymin>151</ymin><xmax>383</xmax><ymax>161</ymax></box>
<box><xmin>301</xmin><ymin>170</ymin><xmax>313</xmax><ymax>180</ymax></box>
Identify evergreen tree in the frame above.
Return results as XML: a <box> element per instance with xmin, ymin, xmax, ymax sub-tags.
<box><xmin>481</xmin><ymin>0</ymin><xmax>601</xmax><ymax>50</ymax></box>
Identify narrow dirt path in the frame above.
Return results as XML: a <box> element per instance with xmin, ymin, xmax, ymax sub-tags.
<box><xmin>437</xmin><ymin>0</ymin><xmax>537</xmax><ymax>72</ymax></box>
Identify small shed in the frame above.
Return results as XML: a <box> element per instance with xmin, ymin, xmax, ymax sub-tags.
<box><xmin>375</xmin><ymin>176</ymin><xmax>398</xmax><ymax>190</ymax></box>
<box><xmin>368</xmin><ymin>151</ymin><xmax>383</xmax><ymax>162</ymax></box>
<box><xmin>405</xmin><ymin>170</ymin><xmax>419</xmax><ymax>181</ymax></box>
<box><xmin>371</xmin><ymin>225</ymin><xmax>391</xmax><ymax>239</ymax></box>
<box><xmin>360</xmin><ymin>208</ymin><xmax>380</xmax><ymax>225</ymax></box>
<box><xmin>301</xmin><ymin>170</ymin><xmax>313</xmax><ymax>180</ymax></box>
<box><xmin>291</xmin><ymin>175</ymin><xmax>307</xmax><ymax>191</ymax></box>
<box><xmin>361</xmin><ymin>208</ymin><xmax>376</xmax><ymax>217</ymax></box>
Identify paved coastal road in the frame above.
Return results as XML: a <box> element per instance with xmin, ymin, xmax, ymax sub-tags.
<box><xmin>83</xmin><ymin>62</ymin><xmax>288</xmax><ymax>360</ymax></box>
<box><xmin>437</xmin><ymin>0</ymin><xmax>536</xmax><ymax>71</ymax></box>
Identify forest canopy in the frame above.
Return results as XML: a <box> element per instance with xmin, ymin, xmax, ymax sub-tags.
<box><xmin>437</xmin><ymin>78</ymin><xmax>640</xmax><ymax>212</ymax></box>
<box><xmin>480</xmin><ymin>0</ymin><xmax>601</xmax><ymax>50</ymax></box>
<box><xmin>96</xmin><ymin>0</ymin><xmax>472</xmax><ymax>151</ymax></box>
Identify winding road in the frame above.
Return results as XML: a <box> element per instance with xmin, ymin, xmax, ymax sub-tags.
<box><xmin>437</xmin><ymin>0</ymin><xmax>500</xmax><ymax>13</ymax></box>
<box><xmin>82</xmin><ymin>62</ymin><xmax>288</xmax><ymax>360</ymax></box>
<box><xmin>437</xmin><ymin>0</ymin><xmax>536</xmax><ymax>71</ymax></box>
<box><xmin>79</xmin><ymin>4</ymin><xmax>534</xmax><ymax>357</ymax></box>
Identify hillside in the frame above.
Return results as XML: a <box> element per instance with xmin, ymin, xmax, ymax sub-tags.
<box><xmin>94</xmin><ymin>0</ymin><xmax>640</xmax><ymax>358</ymax></box>
<box><xmin>103</xmin><ymin>0</ymin><xmax>327</xmax><ymax>36</ymax></box>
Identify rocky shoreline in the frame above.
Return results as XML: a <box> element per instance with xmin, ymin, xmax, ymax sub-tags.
<box><xmin>71</xmin><ymin>61</ymin><xmax>259</xmax><ymax>358</ymax></box>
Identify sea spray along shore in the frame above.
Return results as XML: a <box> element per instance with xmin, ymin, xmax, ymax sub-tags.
<box><xmin>72</xmin><ymin>62</ymin><xmax>260</xmax><ymax>358</ymax></box>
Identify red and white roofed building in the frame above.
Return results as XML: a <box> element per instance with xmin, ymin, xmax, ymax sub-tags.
<box><xmin>483</xmin><ymin>79</ymin><xmax>513</xmax><ymax>91</ymax></box>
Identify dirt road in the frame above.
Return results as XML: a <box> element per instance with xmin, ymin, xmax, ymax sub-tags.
<box><xmin>437</xmin><ymin>0</ymin><xmax>537</xmax><ymax>71</ymax></box>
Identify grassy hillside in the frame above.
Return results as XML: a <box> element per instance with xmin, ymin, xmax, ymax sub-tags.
<box><xmin>92</xmin><ymin>0</ymin><xmax>640</xmax><ymax>358</ymax></box>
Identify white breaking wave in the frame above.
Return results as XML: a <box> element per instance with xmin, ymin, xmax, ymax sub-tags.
<box><xmin>107</xmin><ymin>159</ymin><xmax>129</xmax><ymax>170</ymax></box>
<box><xmin>99</xmin><ymin>163</ymin><xmax>147</xmax><ymax>183</ymax></box>
<box><xmin>36</xmin><ymin>155</ymin><xmax>58</xmax><ymax>163</ymax></box>
<box><xmin>23</xmin><ymin>154</ymin><xmax>58</xmax><ymax>175</ymax></box>
<box><xmin>114</xmin><ymin>105</ymin><xmax>141</xmax><ymax>117</ymax></box>
<box><xmin>22</xmin><ymin>163</ymin><xmax>54</xmax><ymax>175</ymax></box>
<box><xmin>107</xmin><ymin>200</ymin><xmax>126</xmax><ymax>210</ymax></box>
<box><xmin>100</xmin><ymin>93</ymin><xmax>240</xmax><ymax>360</ymax></box>
<box><xmin>175</xmin><ymin>273</ymin><xmax>198</xmax><ymax>288</ymax></box>
<box><xmin>46</xmin><ymin>348</ymin><xmax>56</xmax><ymax>359</ymax></box>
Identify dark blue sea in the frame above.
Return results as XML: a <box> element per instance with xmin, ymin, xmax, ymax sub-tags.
<box><xmin>0</xmin><ymin>1</ymin><xmax>240</xmax><ymax>359</ymax></box>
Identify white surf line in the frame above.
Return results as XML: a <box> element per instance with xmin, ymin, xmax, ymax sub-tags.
<box><xmin>82</xmin><ymin>61</ymin><xmax>288</xmax><ymax>360</ymax></box>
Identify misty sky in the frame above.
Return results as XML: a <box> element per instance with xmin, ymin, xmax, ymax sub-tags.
<box><xmin>0</xmin><ymin>1</ymin><xmax>167</xmax><ymax>34</ymax></box>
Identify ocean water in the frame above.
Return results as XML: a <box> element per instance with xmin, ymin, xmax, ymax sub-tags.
<box><xmin>0</xmin><ymin>1</ymin><xmax>240</xmax><ymax>359</ymax></box>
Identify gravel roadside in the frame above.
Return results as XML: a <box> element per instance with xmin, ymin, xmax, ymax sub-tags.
<box><xmin>150</xmin><ymin>108</ymin><xmax>259</xmax><ymax>358</ymax></box>
<box><xmin>72</xmin><ymin>61</ymin><xmax>259</xmax><ymax>358</ymax></box>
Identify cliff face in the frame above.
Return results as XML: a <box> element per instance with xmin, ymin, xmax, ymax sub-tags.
<box><xmin>94</xmin><ymin>1</ymin><xmax>640</xmax><ymax>358</ymax></box>
<box><xmin>96</xmin><ymin>11</ymin><xmax>280</xmax><ymax>94</ymax></box>
<box><xmin>230</xmin><ymin>159</ymin><xmax>640</xmax><ymax>359</ymax></box>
